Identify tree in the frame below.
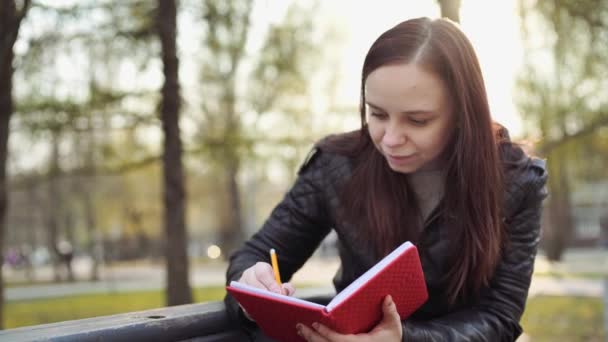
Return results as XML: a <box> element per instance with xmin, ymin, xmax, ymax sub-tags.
<box><xmin>194</xmin><ymin>0</ymin><xmax>324</xmax><ymax>257</ymax></box>
<box><xmin>437</xmin><ymin>0</ymin><xmax>461</xmax><ymax>22</ymax></box>
<box><xmin>9</xmin><ymin>1</ymin><xmax>194</xmax><ymax>303</ymax></box>
<box><xmin>247</xmin><ymin>2</ymin><xmax>335</xmax><ymax>188</ymax></box>
<box><xmin>517</xmin><ymin>0</ymin><xmax>608</xmax><ymax>260</ymax></box>
<box><xmin>157</xmin><ymin>0</ymin><xmax>192</xmax><ymax>305</ymax></box>
<box><xmin>0</xmin><ymin>0</ymin><xmax>31</xmax><ymax>328</ymax></box>
<box><xmin>16</xmin><ymin>94</ymin><xmax>111</xmax><ymax>282</ymax></box>
<box><xmin>9</xmin><ymin>0</ymin><xmax>163</xmax><ymax>283</ymax></box>
<box><xmin>196</xmin><ymin>0</ymin><xmax>253</xmax><ymax>258</ymax></box>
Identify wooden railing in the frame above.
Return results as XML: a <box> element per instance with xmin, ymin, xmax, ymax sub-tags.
<box><xmin>1</xmin><ymin>291</ymin><xmax>334</xmax><ymax>341</ymax></box>
<box><xmin>0</xmin><ymin>301</ymin><xmax>248</xmax><ymax>342</ymax></box>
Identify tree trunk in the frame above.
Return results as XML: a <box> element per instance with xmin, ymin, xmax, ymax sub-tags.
<box><xmin>0</xmin><ymin>0</ymin><xmax>30</xmax><ymax>329</ymax></box>
<box><xmin>0</xmin><ymin>16</ymin><xmax>14</xmax><ymax>332</ymax></box>
<box><xmin>158</xmin><ymin>0</ymin><xmax>192</xmax><ymax>306</ymax></box>
<box><xmin>46</xmin><ymin>132</ymin><xmax>62</xmax><ymax>281</ymax></box>
<box><xmin>63</xmin><ymin>210</ymin><xmax>76</xmax><ymax>282</ymax></box>
<box><xmin>218</xmin><ymin>82</ymin><xmax>244</xmax><ymax>258</ymax></box>
<box><xmin>24</xmin><ymin>178</ymin><xmax>39</xmax><ymax>281</ymax></box>
<box><xmin>82</xmin><ymin>117</ymin><xmax>100</xmax><ymax>281</ymax></box>
<box><xmin>83</xmin><ymin>189</ymin><xmax>100</xmax><ymax>281</ymax></box>
<box><xmin>219</xmin><ymin>157</ymin><xmax>244</xmax><ymax>259</ymax></box>
<box><xmin>438</xmin><ymin>0</ymin><xmax>462</xmax><ymax>22</ymax></box>
<box><xmin>543</xmin><ymin>152</ymin><xmax>573</xmax><ymax>261</ymax></box>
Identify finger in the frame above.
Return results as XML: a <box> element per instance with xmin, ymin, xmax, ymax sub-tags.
<box><xmin>239</xmin><ymin>267</ymin><xmax>262</xmax><ymax>285</ymax></box>
<box><xmin>296</xmin><ymin>323</ymin><xmax>329</xmax><ymax>342</ymax></box>
<box><xmin>239</xmin><ymin>268</ymin><xmax>269</xmax><ymax>289</ymax></box>
<box><xmin>282</xmin><ymin>282</ymin><xmax>296</xmax><ymax>296</ymax></box>
<box><xmin>243</xmin><ymin>276</ymin><xmax>268</xmax><ymax>290</ymax></box>
<box><xmin>253</xmin><ymin>262</ymin><xmax>283</xmax><ymax>293</ymax></box>
<box><xmin>239</xmin><ymin>266</ymin><xmax>275</xmax><ymax>291</ymax></box>
<box><xmin>238</xmin><ymin>268</ymin><xmax>253</xmax><ymax>282</ymax></box>
<box><xmin>381</xmin><ymin>295</ymin><xmax>402</xmax><ymax>329</ymax></box>
<box><xmin>311</xmin><ymin>322</ymin><xmax>351</xmax><ymax>341</ymax></box>
<box><xmin>368</xmin><ymin>295</ymin><xmax>403</xmax><ymax>339</ymax></box>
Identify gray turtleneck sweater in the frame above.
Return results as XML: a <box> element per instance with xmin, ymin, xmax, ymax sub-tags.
<box><xmin>407</xmin><ymin>169</ymin><xmax>445</xmax><ymax>222</ymax></box>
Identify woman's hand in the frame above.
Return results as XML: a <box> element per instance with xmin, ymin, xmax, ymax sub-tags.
<box><xmin>296</xmin><ymin>295</ymin><xmax>403</xmax><ymax>342</ymax></box>
<box><xmin>237</xmin><ymin>262</ymin><xmax>295</xmax><ymax>321</ymax></box>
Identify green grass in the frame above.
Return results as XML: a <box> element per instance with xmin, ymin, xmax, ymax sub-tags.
<box><xmin>521</xmin><ymin>296</ymin><xmax>604</xmax><ymax>342</ymax></box>
<box><xmin>4</xmin><ymin>286</ymin><xmax>227</xmax><ymax>329</ymax></box>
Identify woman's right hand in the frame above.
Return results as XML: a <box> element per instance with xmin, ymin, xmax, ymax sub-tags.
<box><xmin>237</xmin><ymin>262</ymin><xmax>296</xmax><ymax>321</ymax></box>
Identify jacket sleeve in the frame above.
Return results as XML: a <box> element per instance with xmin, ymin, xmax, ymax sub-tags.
<box><xmin>402</xmin><ymin>160</ymin><xmax>548</xmax><ymax>342</ymax></box>
<box><xmin>224</xmin><ymin>148</ymin><xmax>333</xmax><ymax>325</ymax></box>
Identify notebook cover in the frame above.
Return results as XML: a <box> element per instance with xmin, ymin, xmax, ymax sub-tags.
<box><xmin>328</xmin><ymin>245</ymin><xmax>428</xmax><ymax>333</ymax></box>
<box><xmin>227</xmin><ymin>243</ymin><xmax>428</xmax><ymax>341</ymax></box>
<box><xmin>227</xmin><ymin>285</ymin><xmax>333</xmax><ymax>342</ymax></box>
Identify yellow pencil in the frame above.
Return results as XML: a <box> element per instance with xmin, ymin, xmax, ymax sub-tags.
<box><xmin>270</xmin><ymin>248</ymin><xmax>282</xmax><ymax>285</ymax></box>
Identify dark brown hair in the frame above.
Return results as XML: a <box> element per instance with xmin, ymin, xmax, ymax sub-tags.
<box><xmin>320</xmin><ymin>17</ymin><xmax>505</xmax><ymax>304</ymax></box>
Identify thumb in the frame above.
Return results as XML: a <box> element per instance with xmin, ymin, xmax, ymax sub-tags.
<box><xmin>370</xmin><ymin>294</ymin><xmax>402</xmax><ymax>335</ymax></box>
<box><xmin>381</xmin><ymin>295</ymin><xmax>401</xmax><ymax>327</ymax></box>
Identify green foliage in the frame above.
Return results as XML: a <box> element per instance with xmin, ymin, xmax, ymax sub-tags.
<box><xmin>4</xmin><ymin>286</ymin><xmax>226</xmax><ymax>329</ymax></box>
<box><xmin>517</xmin><ymin>0</ymin><xmax>608</xmax><ymax>168</ymax></box>
<box><xmin>249</xmin><ymin>4</ymin><xmax>319</xmax><ymax>114</ymax></box>
<box><xmin>196</xmin><ymin>0</ymin><xmax>253</xmax><ymax>161</ymax></box>
<box><xmin>6</xmin><ymin>0</ymin><xmax>342</xmax><ymax>264</ymax></box>
<box><xmin>517</xmin><ymin>0</ymin><xmax>608</xmax><ymax>260</ymax></box>
<box><xmin>247</xmin><ymin>2</ymin><xmax>322</xmax><ymax>171</ymax></box>
<box><xmin>195</xmin><ymin>0</ymin><xmax>323</xmax><ymax>164</ymax></box>
<box><xmin>521</xmin><ymin>296</ymin><xmax>604</xmax><ymax>341</ymax></box>
<box><xmin>14</xmin><ymin>1</ymin><xmax>161</xmax><ymax>171</ymax></box>
<box><xmin>8</xmin><ymin>0</ymin><xmax>166</xmax><ymax>251</ymax></box>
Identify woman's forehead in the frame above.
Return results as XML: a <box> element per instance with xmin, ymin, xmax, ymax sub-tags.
<box><xmin>365</xmin><ymin>64</ymin><xmax>450</xmax><ymax>110</ymax></box>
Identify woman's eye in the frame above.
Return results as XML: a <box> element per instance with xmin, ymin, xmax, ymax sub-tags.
<box><xmin>371</xmin><ymin>112</ymin><xmax>387</xmax><ymax>119</ymax></box>
<box><xmin>409</xmin><ymin>118</ymin><xmax>429</xmax><ymax>126</ymax></box>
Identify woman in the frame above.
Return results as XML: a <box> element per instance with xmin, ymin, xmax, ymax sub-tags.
<box><xmin>225</xmin><ymin>17</ymin><xmax>547</xmax><ymax>341</ymax></box>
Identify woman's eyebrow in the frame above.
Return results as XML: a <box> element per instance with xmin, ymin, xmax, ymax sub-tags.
<box><xmin>366</xmin><ymin>101</ymin><xmax>434</xmax><ymax>115</ymax></box>
<box><xmin>366</xmin><ymin>102</ymin><xmax>385</xmax><ymax>111</ymax></box>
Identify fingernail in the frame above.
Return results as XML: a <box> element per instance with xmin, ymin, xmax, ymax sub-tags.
<box><xmin>296</xmin><ymin>323</ymin><xmax>303</xmax><ymax>334</ymax></box>
<box><xmin>312</xmin><ymin>322</ymin><xmax>320</xmax><ymax>330</ymax></box>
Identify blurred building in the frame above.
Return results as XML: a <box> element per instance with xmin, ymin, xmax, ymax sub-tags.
<box><xmin>569</xmin><ymin>180</ymin><xmax>607</xmax><ymax>247</ymax></box>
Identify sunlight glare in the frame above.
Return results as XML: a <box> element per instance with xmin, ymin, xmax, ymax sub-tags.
<box><xmin>207</xmin><ymin>245</ymin><xmax>222</xmax><ymax>259</ymax></box>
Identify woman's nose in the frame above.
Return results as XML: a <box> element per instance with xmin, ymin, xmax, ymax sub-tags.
<box><xmin>383</xmin><ymin>124</ymin><xmax>406</xmax><ymax>147</ymax></box>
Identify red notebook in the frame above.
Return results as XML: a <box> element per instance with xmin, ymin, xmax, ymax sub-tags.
<box><xmin>226</xmin><ymin>241</ymin><xmax>428</xmax><ymax>342</ymax></box>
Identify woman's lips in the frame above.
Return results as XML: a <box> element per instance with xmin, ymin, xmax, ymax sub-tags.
<box><xmin>386</xmin><ymin>153</ymin><xmax>417</xmax><ymax>166</ymax></box>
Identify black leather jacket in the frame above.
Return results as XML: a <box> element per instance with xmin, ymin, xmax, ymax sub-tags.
<box><xmin>225</xmin><ymin>137</ymin><xmax>548</xmax><ymax>342</ymax></box>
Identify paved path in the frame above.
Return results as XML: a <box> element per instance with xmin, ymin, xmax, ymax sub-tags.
<box><xmin>5</xmin><ymin>247</ymin><xmax>607</xmax><ymax>301</ymax></box>
<box><xmin>528</xmin><ymin>277</ymin><xmax>604</xmax><ymax>297</ymax></box>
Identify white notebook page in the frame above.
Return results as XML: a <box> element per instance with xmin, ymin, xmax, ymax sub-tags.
<box><xmin>230</xmin><ymin>281</ymin><xmax>326</xmax><ymax>310</ymax></box>
<box><xmin>325</xmin><ymin>241</ymin><xmax>413</xmax><ymax>312</ymax></box>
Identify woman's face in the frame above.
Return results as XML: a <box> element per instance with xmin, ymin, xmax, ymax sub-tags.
<box><xmin>365</xmin><ymin>63</ymin><xmax>455</xmax><ymax>174</ymax></box>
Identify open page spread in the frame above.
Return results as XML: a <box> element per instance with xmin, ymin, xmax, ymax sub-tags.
<box><xmin>227</xmin><ymin>240</ymin><xmax>427</xmax><ymax>341</ymax></box>
<box><xmin>228</xmin><ymin>281</ymin><xmax>326</xmax><ymax>310</ymax></box>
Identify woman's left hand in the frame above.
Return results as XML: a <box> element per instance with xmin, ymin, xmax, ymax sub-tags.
<box><xmin>296</xmin><ymin>295</ymin><xmax>403</xmax><ymax>342</ymax></box>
